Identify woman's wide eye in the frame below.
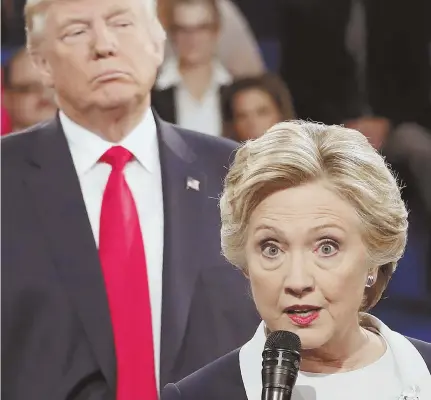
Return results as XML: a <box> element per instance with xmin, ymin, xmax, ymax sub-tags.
<box><xmin>316</xmin><ymin>240</ymin><xmax>339</xmax><ymax>257</ymax></box>
<box><xmin>261</xmin><ymin>243</ymin><xmax>280</xmax><ymax>258</ymax></box>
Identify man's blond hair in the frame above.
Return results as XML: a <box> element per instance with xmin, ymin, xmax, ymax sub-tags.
<box><xmin>25</xmin><ymin>0</ymin><xmax>157</xmax><ymax>49</ymax></box>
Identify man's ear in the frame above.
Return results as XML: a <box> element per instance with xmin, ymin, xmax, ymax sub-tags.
<box><xmin>151</xmin><ymin>19</ymin><xmax>167</xmax><ymax>67</ymax></box>
<box><xmin>30</xmin><ymin>48</ymin><xmax>55</xmax><ymax>88</ymax></box>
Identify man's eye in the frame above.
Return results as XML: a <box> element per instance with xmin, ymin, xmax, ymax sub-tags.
<box><xmin>64</xmin><ymin>29</ymin><xmax>85</xmax><ymax>38</ymax></box>
<box><xmin>114</xmin><ymin>21</ymin><xmax>132</xmax><ymax>28</ymax></box>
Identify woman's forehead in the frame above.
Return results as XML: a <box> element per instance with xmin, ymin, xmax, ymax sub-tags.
<box><xmin>248</xmin><ymin>183</ymin><xmax>361</xmax><ymax>234</ymax></box>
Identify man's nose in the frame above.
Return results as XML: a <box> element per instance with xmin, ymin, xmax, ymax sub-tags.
<box><xmin>92</xmin><ymin>25</ymin><xmax>118</xmax><ymax>58</ymax></box>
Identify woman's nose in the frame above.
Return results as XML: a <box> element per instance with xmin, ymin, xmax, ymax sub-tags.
<box><xmin>283</xmin><ymin>252</ymin><xmax>315</xmax><ymax>297</ymax></box>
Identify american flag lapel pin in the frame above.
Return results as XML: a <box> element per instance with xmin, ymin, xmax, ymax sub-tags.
<box><xmin>186</xmin><ymin>176</ymin><xmax>200</xmax><ymax>191</ymax></box>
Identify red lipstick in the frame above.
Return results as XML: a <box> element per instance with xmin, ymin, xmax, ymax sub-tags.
<box><xmin>285</xmin><ymin>305</ymin><xmax>321</xmax><ymax>327</ymax></box>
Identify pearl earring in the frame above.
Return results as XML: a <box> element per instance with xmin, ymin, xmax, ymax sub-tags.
<box><xmin>365</xmin><ymin>275</ymin><xmax>375</xmax><ymax>288</ymax></box>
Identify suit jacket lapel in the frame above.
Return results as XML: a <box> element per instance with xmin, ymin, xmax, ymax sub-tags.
<box><xmin>156</xmin><ymin>117</ymin><xmax>207</xmax><ymax>387</ymax></box>
<box><xmin>23</xmin><ymin>118</ymin><xmax>116</xmax><ymax>389</ymax></box>
<box><xmin>151</xmin><ymin>87</ymin><xmax>177</xmax><ymax>124</ymax></box>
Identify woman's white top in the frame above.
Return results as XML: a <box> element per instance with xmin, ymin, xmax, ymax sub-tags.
<box><xmin>239</xmin><ymin>314</ymin><xmax>431</xmax><ymax>400</ymax></box>
<box><xmin>295</xmin><ymin>339</ymin><xmax>400</xmax><ymax>400</ymax></box>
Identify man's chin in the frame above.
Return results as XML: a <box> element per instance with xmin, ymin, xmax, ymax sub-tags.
<box><xmin>93</xmin><ymin>85</ymin><xmax>141</xmax><ymax>108</ymax></box>
<box><xmin>93</xmin><ymin>94</ymin><xmax>139</xmax><ymax>111</ymax></box>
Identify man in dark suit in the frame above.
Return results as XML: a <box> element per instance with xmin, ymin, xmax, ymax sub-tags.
<box><xmin>1</xmin><ymin>0</ymin><xmax>259</xmax><ymax>399</ymax></box>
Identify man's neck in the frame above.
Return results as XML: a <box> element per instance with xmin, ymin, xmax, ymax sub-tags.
<box><xmin>178</xmin><ymin>61</ymin><xmax>214</xmax><ymax>101</ymax></box>
<box><xmin>13</xmin><ymin>123</ymin><xmax>26</xmax><ymax>132</ymax></box>
<box><xmin>60</xmin><ymin>96</ymin><xmax>151</xmax><ymax>143</ymax></box>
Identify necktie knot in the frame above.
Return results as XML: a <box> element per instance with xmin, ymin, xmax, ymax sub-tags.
<box><xmin>100</xmin><ymin>146</ymin><xmax>133</xmax><ymax>171</ymax></box>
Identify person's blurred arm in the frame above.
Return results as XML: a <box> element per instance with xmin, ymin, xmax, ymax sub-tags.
<box><xmin>344</xmin><ymin>118</ymin><xmax>431</xmax><ymax>216</ymax></box>
<box><xmin>384</xmin><ymin>123</ymin><xmax>431</xmax><ymax>217</ymax></box>
<box><xmin>217</xmin><ymin>0</ymin><xmax>266</xmax><ymax>78</ymax></box>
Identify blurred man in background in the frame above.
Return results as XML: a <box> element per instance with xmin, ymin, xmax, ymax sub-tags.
<box><xmin>2</xmin><ymin>47</ymin><xmax>57</xmax><ymax>131</ymax></box>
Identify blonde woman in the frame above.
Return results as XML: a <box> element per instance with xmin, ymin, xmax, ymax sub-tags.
<box><xmin>162</xmin><ymin>121</ymin><xmax>431</xmax><ymax>400</ymax></box>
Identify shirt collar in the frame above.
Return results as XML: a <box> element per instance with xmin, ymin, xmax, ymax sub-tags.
<box><xmin>155</xmin><ymin>58</ymin><xmax>232</xmax><ymax>90</ymax></box>
<box><xmin>239</xmin><ymin>315</ymin><xmax>431</xmax><ymax>400</ymax></box>
<box><xmin>60</xmin><ymin>108</ymin><xmax>159</xmax><ymax>176</ymax></box>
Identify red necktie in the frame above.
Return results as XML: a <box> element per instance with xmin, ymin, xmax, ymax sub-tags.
<box><xmin>99</xmin><ymin>146</ymin><xmax>157</xmax><ymax>400</ymax></box>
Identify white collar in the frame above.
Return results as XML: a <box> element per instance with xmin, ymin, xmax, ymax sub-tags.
<box><xmin>155</xmin><ymin>58</ymin><xmax>232</xmax><ymax>90</ymax></box>
<box><xmin>239</xmin><ymin>314</ymin><xmax>431</xmax><ymax>400</ymax></box>
<box><xmin>60</xmin><ymin>108</ymin><xmax>159</xmax><ymax>176</ymax></box>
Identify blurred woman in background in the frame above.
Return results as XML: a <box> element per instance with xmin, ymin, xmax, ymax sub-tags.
<box><xmin>222</xmin><ymin>73</ymin><xmax>295</xmax><ymax>141</ymax></box>
<box><xmin>158</xmin><ymin>0</ymin><xmax>265</xmax><ymax>78</ymax></box>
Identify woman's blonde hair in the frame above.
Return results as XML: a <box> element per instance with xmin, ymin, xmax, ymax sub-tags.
<box><xmin>220</xmin><ymin>120</ymin><xmax>408</xmax><ymax>311</ymax></box>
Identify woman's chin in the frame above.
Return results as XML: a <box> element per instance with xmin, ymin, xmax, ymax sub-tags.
<box><xmin>295</xmin><ymin>328</ymin><xmax>332</xmax><ymax>351</ymax></box>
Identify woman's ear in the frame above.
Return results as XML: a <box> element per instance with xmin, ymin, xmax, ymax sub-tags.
<box><xmin>365</xmin><ymin>266</ymin><xmax>379</xmax><ymax>288</ymax></box>
<box><xmin>369</xmin><ymin>266</ymin><xmax>379</xmax><ymax>282</ymax></box>
<box><xmin>242</xmin><ymin>268</ymin><xmax>250</xmax><ymax>280</ymax></box>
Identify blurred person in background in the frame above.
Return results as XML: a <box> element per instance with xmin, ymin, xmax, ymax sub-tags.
<box><xmin>278</xmin><ymin>0</ymin><xmax>431</xmax><ymax>130</ymax></box>
<box><xmin>222</xmin><ymin>73</ymin><xmax>295</xmax><ymax>141</ymax></box>
<box><xmin>1</xmin><ymin>69</ymin><xmax>12</xmax><ymax>134</ymax></box>
<box><xmin>2</xmin><ymin>0</ymin><xmax>27</xmax><ymax>46</ymax></box>
<box><xmin>2</xmin><ymin>47</ymin><xmax>57</xmax><ymax>132</ymax></box>
<box><xmin>153</xmin><ymin>0</ymin><xmax>232</xmax><ymax>136</ymax></box>
<box><xmin>345</xmin><ymin>116</ymin><xmax>431</xmax><ymax>290</ymax></box>
<box><xmin>1</xmin><ymin>105</ymin><xmax>12</xmax><ymax>135</ymax></box>
<box><xmin>158</xmin><ymin>0</ymin><xmax>265</xmax><ymax>78</ymax></box>
<box><xmin>1</xmin><ymin>0</ymin><xmax>259</xmax><ymax>399</ymax></box>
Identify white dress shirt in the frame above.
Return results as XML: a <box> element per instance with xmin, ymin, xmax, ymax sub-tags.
<box><xmin>60</xmin><ymin>109</ymin><xmax>164</xmax><ymax>389</ymax></box>
<box><xmin>156</xmin><ymin>58</ymin><xmax>232</xmax><ymax>137</ymax></box>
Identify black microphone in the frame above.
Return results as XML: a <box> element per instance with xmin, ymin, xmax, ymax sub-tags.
<box><xmin>261</xmin><ymin>330</ymin><xmax>301</xmax><ymax>400</ymax></box>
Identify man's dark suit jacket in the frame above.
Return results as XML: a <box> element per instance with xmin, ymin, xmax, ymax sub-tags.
<box><xmin>161</xmin><ymin>338</ymin><xmax>431</xmax><ymax>400</ymax></box>
<box><xmin>1</xmin><ymin>112</ymin><xmax>260</xmax><ymax>400</ymax></box>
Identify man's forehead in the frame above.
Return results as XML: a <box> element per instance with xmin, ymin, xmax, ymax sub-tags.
<box><xmin>46</xmin><ymin>0</ymin><xmax>143</xmax><ymax>22</ymax></box>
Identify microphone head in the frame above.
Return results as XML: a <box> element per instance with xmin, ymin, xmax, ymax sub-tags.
<box><xmin>261</xmin><ymin>331</ymin><xmax>301</xmax><ymax>399</ymax></box>
<box><xmin>264</xmin><ymin>331</ymin><xmax>301</xmax><ymax>353</ymax></box>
